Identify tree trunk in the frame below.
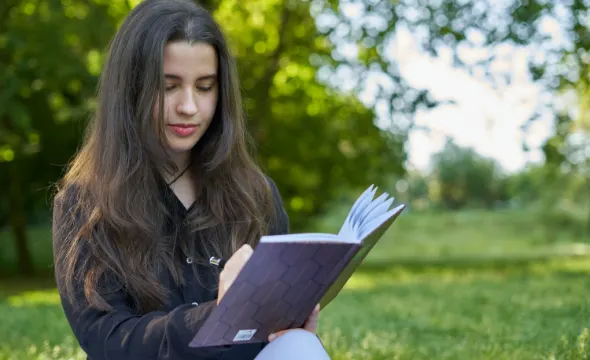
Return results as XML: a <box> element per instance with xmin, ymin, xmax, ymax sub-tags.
<box><xmin>8</xmin><ymin>160</ymin><xmax>34</xmax><ymax>276</ymax></box>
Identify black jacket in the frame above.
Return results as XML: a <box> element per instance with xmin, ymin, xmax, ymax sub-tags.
<box><xmin>51</xmin><ymin>176</ymin><xmax>290</xmax><ymax>360</ymax></box>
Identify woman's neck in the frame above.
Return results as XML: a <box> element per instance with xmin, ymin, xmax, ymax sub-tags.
<box><xmin>162</xmin><ymin>151</ymin><xmax>192</xmax><ymax>185</ymax></box>
<box><xmin>164</xmin><ymin>152</ymin><xmax>197</xmax><ymax>210</ymax></box>
<box><xmin>170</xmin><ymin>151</ymin><xmax>191</xmax><ymax>171</ymax></box>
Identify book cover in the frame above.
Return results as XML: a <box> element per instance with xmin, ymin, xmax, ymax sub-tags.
<box><xmin>188</xmin><ymin>185</ymin><xmax>405</xmax><ymax>348</ymax></box>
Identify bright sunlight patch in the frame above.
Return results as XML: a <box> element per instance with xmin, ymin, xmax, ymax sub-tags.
<box><xmin>8</xmin><ymin>290</ymin><xmax>60</xmax><ymax>307</ymax></box>
<box><xmin>343</xmin><ymin>273</ymin><xmax>378</xmax><ymax>290</ymax></box>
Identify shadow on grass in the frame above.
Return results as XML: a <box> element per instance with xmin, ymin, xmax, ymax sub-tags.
<box><xmin>0</xmin><ymin>276</ymin><xmax>57</xmax><ymax>302</ymax></box>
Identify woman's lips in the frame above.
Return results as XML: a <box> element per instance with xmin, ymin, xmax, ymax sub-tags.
<box><xmin>167</xmin><ymin>124</ymin><xmax>197</xmax><ymax>136</ymax></box>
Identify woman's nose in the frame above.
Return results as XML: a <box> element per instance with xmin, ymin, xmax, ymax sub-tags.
<box><xmin>177</xmin><ymin>90</ymin><xmax>198</xmax><ymax>116</ymax></box>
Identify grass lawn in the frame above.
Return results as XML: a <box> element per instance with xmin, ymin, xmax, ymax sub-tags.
<box><xmin>1</xmin><ymin>209</ymin><xmax>589</xmax><ymax>359</ymax></box>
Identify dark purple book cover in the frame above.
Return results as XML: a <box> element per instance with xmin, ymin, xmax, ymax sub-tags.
<box><xmin>188</xmin><ymin>240</ymin><xmax>356</xmax><ymax>348</ymax></box>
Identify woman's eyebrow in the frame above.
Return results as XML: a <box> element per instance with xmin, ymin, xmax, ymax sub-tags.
<box><xmin>164</xmin><ymin>73</ymin><xmax>217</xmax><ymax>81</ymax></box>
<box><xmin>196</xmin><ymin>74</ymin><xmax>217</xmax><ymax>81</ymax></box>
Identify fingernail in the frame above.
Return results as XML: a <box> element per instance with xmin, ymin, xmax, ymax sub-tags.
<box><xmin>268</xmin><ymin>334</ymin><xmax>276</xmax><ymax>341</ymax></box>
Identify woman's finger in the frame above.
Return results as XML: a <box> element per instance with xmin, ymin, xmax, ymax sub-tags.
<box><xmin>268</xmin><ymin>329</ymin><xmax>289</xmax><ymax>342</ymax></box>
<box><xmin>304</xmin><ymin>304</ymin><xmax>320</xmax><ymax>332</ymax></box>
<box><xmin>217</xmin><ymin>244</ymin><xmax>253</xmax><ymax>304</ymax></box>
<box><xmin>268</xmin><ymin>304</ymin><xmax>321</xmax><ymax>341</ymax></box>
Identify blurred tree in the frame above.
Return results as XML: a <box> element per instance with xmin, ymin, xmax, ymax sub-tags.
<box><xmin>401</xmin><ymin>171</ymin><xmax>430</xmax><ymax>210</ymax></box>
<box><xmin>0</xmin><ymin>0</ymin><xmax>127</xmax><ymax>274</ymax></box>
<box><xmin>430</xmin><ymin>139</ymin><xmax>507</xmax><ymax>210</ymax></box>
<box><xmin>212</xmin><ymin>0</ymin><xmax>407</xmax><ymax>229</ymax></box>
<box><xmin>505</xmin><ymin>164</ymin><xmax>546</xmax><ymax>205</ymax></box>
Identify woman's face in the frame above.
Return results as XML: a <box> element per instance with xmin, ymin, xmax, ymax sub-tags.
<box><xmin>155</xmin><ymin>41</ymin><xmax>219</xmax><ymax>156</ymax></box>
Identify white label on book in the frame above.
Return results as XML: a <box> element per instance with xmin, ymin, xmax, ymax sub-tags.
<box><xmin>233</xmin><ymin>329</ymin><xmax>257</xmax><ymax>342</ymax></box>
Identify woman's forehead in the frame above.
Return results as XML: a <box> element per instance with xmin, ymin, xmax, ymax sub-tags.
<box><xmin>163</xmin><ymin>41</ymin><xmax>217</xmax><ymax>80</ymax></box>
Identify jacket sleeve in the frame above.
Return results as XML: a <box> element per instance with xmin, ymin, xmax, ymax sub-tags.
<box><xmin>52</xmin><ymin>194</ymin><xmax>228</xmax><ymax>360</ymax></box>
<box><xmin>57</xmin><ymin>283</ymin><xmax>223</xmax><ymax>360</ymax></box>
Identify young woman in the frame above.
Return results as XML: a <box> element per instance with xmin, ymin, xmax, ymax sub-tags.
<box><xmin>51</xmin><ymin>0</ymin><xmax>330</xmax><ymax>359</ymax></box>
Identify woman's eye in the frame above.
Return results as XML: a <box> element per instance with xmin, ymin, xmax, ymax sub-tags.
<box><xmin>165</xmin><ymin>84</ymin><xmax>213</xmax><ymax>92</ymax></box>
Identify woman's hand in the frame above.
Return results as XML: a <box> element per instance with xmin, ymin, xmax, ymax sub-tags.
<box><xmin>268</xmin><ymin>304</ymin><xmax>320</xmax><ymax>342</ymax></box>
<box><xmin>217</xmin><ymin>244</ymin><xmax>253</xmax><ymax>304</ymax></box>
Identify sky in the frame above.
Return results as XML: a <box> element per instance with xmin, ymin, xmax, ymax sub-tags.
<box><xmin>390</xmin><ymin>26</ymin><xmax>552</xmax><ymax>174</ymax></box>
<box><xmin>317</xmin><ymin>1</ymin><xmax>561</xmax><ymax>175</ymax></box>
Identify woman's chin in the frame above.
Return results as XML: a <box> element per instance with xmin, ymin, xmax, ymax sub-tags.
<box><xmin>165</xmin><ymin>137</ymin><xmax>200</xmax><ymax>154</ymax></box>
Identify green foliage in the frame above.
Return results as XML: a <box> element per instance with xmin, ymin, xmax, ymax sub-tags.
<box><xmin>505</xmin><ymin>163</ymin><xmax>590</xmax><ymax>238</ymax></box>
<box><xmin>0</xmin><ymin>0</ymin><xmax>418</xmax><ymax>274</ymax></box>
<box><xmin>0</xmin><ymin>0</ymin><xmax>126</xmax><ymax>230</ymax></box>
<box><xmin>0</xmin><ymin>0</ymin><xmax>412</xmax><ymax>241</ymax></box>
<box><xmin>505</xmin><ymin>164</ymin><xmax>547</xmax><ymax>205</ymax></box>
<box><xmin>313</xmin><ymin>0</ymin><xmax>441</xmax><ymax>131</ymax></box>
<box><xmin>0</xmin><ymin>0</ymin><xmax>123</xmax><ymax>158</ymax></box>
<box><xmin>212</xmin><ymin>0</ymin><xmax>406</xmax><ymax>228</ymax></box>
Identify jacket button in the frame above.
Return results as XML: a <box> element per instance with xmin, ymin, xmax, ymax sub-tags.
<box><xmin>186</xmin><ymin>257</ymin><xmax>193</xmax><ymax>264</ymax></box>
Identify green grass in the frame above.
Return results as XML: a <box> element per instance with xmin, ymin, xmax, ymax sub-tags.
<box><xmin>316</xmin><ymin>207</ymin><xmax>590</xmax><ymax>262</ymax></box>
<box><xmin>322</xmin><ymin>260</ymin><xmax>590</xmax><ymax>359</ymax></box>
<box><xmin>1</xmin><ymin>209</ymin><xmax>589</xmax><ymax>359</ymax></box>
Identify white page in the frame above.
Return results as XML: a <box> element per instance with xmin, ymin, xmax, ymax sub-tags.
<box><xmin>360</xmin><ymin>193</ymin><xmax>392</xmax><ymax>221</ymax></box>
<box><xmin>354</xmin><ymin>192</ymin><xmax>397</xmax><ymax>240</ymax></box>
<box><xmin>259</xmin><ymin>232</ymin><xmax>347</xmax><ymax>243</ymax></box>
<box><xmin>357</xmin><ymin>204</ymin><xmax>404</xmax><ymax>240</ymax></box>
<box><xmin>341</xmin><ymin>185</ymin><xmax>397</xmax><ymax>243</ymax></box>
<box><xmin>338</xmin><ymin>185</ymin><xmax>376</xmax><ymax>239</ymax></box>
<box><xmin>348</xmin><ymin>186</ymin><xmax>377</xmax><ymax>238</ymax></box>
<box><xmin>346</xmin><ymin>186</ymin><xmax>375</xmax><ymax>227</ymax></box>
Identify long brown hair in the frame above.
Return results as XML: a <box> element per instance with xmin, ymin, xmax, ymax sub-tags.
<box><xmin>52</xmin><ymin>0</ymin><xmax>278</xmax><ymax>313</ymax></box>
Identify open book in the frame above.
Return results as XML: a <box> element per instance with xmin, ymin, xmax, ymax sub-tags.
<box><xmin>189</xmin><ymin>185</ymin><xmax>405</xmax><ymax>348</ymax></box>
